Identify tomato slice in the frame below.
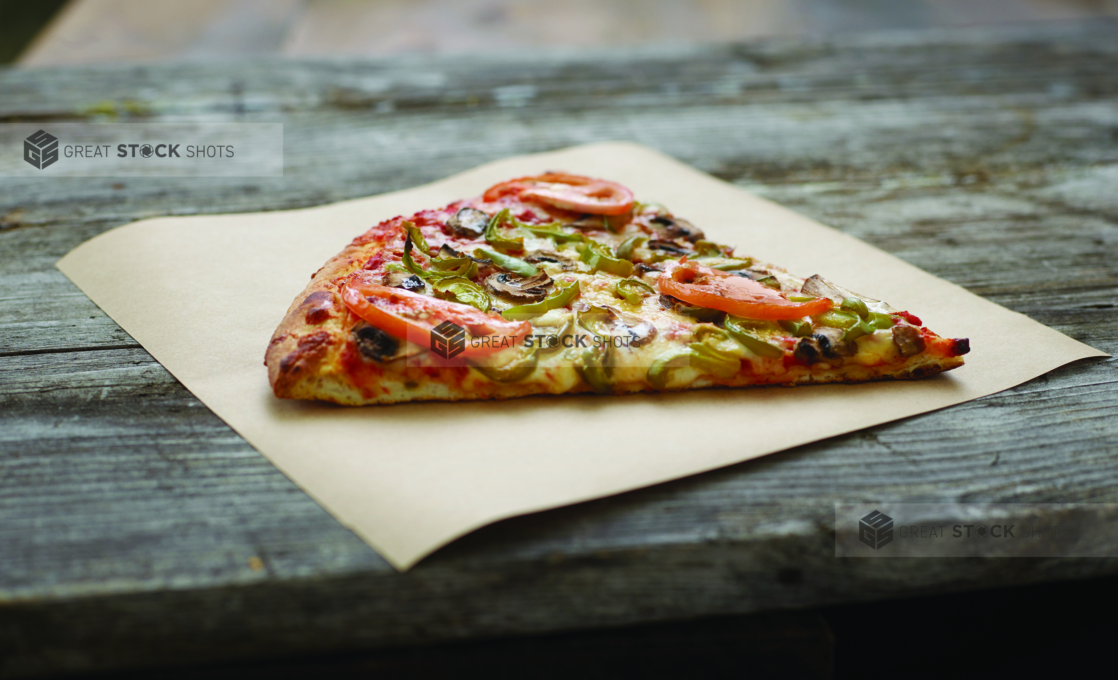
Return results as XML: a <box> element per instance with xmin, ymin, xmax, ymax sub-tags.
<box><xmin>341</xmin><ymin>273</ymin><xmax>531</xmax><ymax>358</ymax></box>
<box><xmin>483</xmin><ymin>173</ymin><xmax>635</xmax><ymax>215</ymax></box>
<box><xmin>658</xmin><ymin>259</ymin><xmax>833</xmax><ymax>321</ymax></box>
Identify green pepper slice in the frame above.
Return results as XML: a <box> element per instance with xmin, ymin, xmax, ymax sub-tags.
<box><xmin>869</xmin><ymin>312</ymin><xmax>895</xmax><ymax>330</ymax></box>
<box><xmin>403</xmin><ymin>233</ymin><xmax>477</xmax><ymax>282</ymax></box>
<box><xmin>615</xmin><ymin>235</ymin><xmax>647</xmax><ymax>260</ymax></box>
<box><xmin>430</xmin><ymin>277</ymin><xmax>491</xmax><ymax>312</ymax></box>
<box><xmin>517</xmin><ymin>220</ymin><xmax>583</xmax><ymax>243</ymax></box>
<box><xmin>693</xmin><ymin>240</ymin><xmax>724</xmax><ymax>257</ymax></box>
<box><xmin>647</xmin><ymin>348</ymin><xmax>693</xmax><ymax>390</ymax></box>
<box><xmin>474</xmin><ymin>246</ymin><xmax>538</xmax><ymax>277</ymax></box>
<box><xmin>814</xmin><ymin>310</ymin><xmax>859</xmax><ymax>329</ymax></box>
<box><xmin>779</xmin><ymin>318</ymin><xmax>814</xmax><ymax>337</ymax></box>
<box><xmin>577</xmin><ymin>343</ymin><xmax>613</xmax><ymax>394</ymax></box>
<box><xmin>840</xmin><ymin>297</ymin><xmax>870</xmax><ymax>318</ymax></box>
<box><xmin>502</xmin><ymin>280</ymin><xmax>580</xmax><ymax>319</ymax></box>
<box><xmin>483</xmin><ymin>208</ymin><xmax>525</xmax><ymax>252</ymax></box>
<box><xmin>724</xmin><ymin>316</ymin><xmax>785</xmax><ymax>359</ymax></box>
<box><xmin>578</xmin><ymin>240</ymin><xmax>634</xmax><ymax>277</ymax></box>
<box><xmin>704</xmin><ymin>258</ymin><xmax>754</xmax><ymax>271</ymax></box>
<box><xmin>843</xmin><ymin>318</ymin><xmax>876</xmax><ymax>342</ymax></box>
<box><xmin>647</xmin><ymin>343</ymin><xmax>740</xmax><ymax>389</ymax></box>
<box><xmin>615</xmin><ymin>277</ymin><xmax>657</xmax><ymax>304</ymax></box>
<box><xmin>689</xmin><ymin>342</ymin><xmax>741</xmax><ymax>377</ymax></box>
<box><xmin>534</xmin><ymin>319</ymin><xmax>575</xmax><ymax>356</ymax></box>
<box><xmin>691</xmin><ymin>324</ymin><xmax>732</xmax><ymax>346</ymax></box>
<box><xmin>403</xmin><ymin>222</ymin><xmax>431</xmax><ymax>255</ymax></box>
<box><xmin>469</xmin><ymin>348</ymin><xmax>538</xmax><ymax>382</ymax></box>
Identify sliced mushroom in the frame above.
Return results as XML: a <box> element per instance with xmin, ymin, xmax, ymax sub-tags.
<box><xmin>800</xmin><ymin>275</ymin><xmax>843</xmax><ymax>302</ymax></box>
<box><xmin>524</xmin><ymin>249</ymin><xmax>577</xmax><ymax>270</ymax></box>
<box><xmin>446</xmin><ymin>207</ymin><xmax>490</xmax><ymax>238</ymax></box>
<box><xmin>801</xmin><ymin>274</ymin><xmax>895</xmax><ymax>311</ymax></box>
<box><xmin>813</xmin><ymin>327</ymin><xmax>856</xmax><ymax>357</ymax></box>
<box><xmin>735</xmin><ymin>268</ymin><xmax>781</xmax><ymax>290</ymax></box>
<box><xmin>383</xmin><ymin>270</ymin><xmax>425</xmax><ymax>292</ymax></box>
<box><xmin>658</xmin><ymin>294</ymin><xmax>724</xmax><ymax>323</ymax></box>
<box><xmin>892</xmin><ymin>325</ymin><xmax>927</xmax><ymax>357</ymax></box>
<box><xmin>646</xmin><ymin>239</ymin><xmax>692</xmax><ymax>255</ymax></box>
<box><xmin>649</xmin><ymin>215</ymin><xmax>705</xmax><ymax>242</ymax></box>
<box><xmin>568</xmin><ymin>215</ymin><xmax>608</xmax><ymax>231</ymax></box>
<box><xmin>485</xmin><ymin>271</ymin><xmax>553</xmax><ymax>302</ymax></box>
<box><xmin>437</xmin><ymin>243</ymin><xmax>491</xmax><ymax>264</ymax></box>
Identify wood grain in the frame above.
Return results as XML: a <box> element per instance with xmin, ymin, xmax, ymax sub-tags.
<box><xmin>22</xmin><ymin>0</ymin><xmax>1116</xmax><ymax>65</ymax></box>
<box><xmin>1</xmin><ymin>22</ymin><xmax>1116</xmax><ymax>677</ymax></box>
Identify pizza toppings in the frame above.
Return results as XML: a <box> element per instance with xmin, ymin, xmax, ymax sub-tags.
<box><xmin>483</xmin><ymin>209</ymin><xmax>526</xmax><ymax>251</ymax></box>
<box><xmin>475</xmin><ymin>246</ymin><xmax>538</xmax><ymax>277</ymax></box>
<box><xmin>646</xmin><ymin>214</ymin><xmax>705</xmax><ymax>243</ymax></box>
<box><xmin>401</xmin><ymin>229</ymin><xmax>480</xmax><ymax>283</ymax></box>
<box><xmin>486</xmin><ymin>271</ymin><xmax>553</xmax><ymax>302</ymax></box>
<box><xmin>341</xmin><ymin>273</ymin><xmax>530</xmax><ymax>357</ymax></box>
<box><xmin>518</xmin><ymin>221</ymin><xmax>584</xmax><ymax>243</ymax></box>
<box><xmin>614</xmin><ymin>277</ymin><xmax>657</xmax><ymax>305</ymax></box>
<box><xmin>793</xmin><ymin>335</ymin><xmax>830</xmax><ymax>365</ymax></box>
<box><xmin>659</xmin><ymin>259</ymin><xmax>834</xmax><ymax>321</ymax></box>
<box><xmin>577</xmin><ymin>305</ymin><xmax>657</xmax><ymax>347</ymax></box>
<box><xmin>779</xmin><ymin>318</ymin><xmax>814</xmax><ymax>337</ymax></box>
<box><xmin>658</xmin><ymin>294</ymin><xmax>725</xmax><ymax>323</ymax></box>
<box><xmin>892</xmin><ymin>325</ymin><xmax>927</xmax><ymax>357</ymax></box>
<box><xmin>469</xmin><ymin>348</ymin><xmax>539</xmax><ymax>382</ymax></box>
<box><xmin>576</xmin><ymin>342</ymin><xmax>613</xmax><ymax>393</ymax></box>
<box><xmin>646</xmin><ymin>239</ymin><xmax>691</xmax><ymax>256</ymax></box>
<box><xmin>382</xmin><ymin>270</ymin><xmax>426</xmax><ymax>292</ymax></box>
<box><xmin>352</xmin><ymin>322</ymin><xmax>404</xmax><ymax>362</ymax></box>
<box><xmin>502</xmin><ymin>279</ymin><xmax>580</xmax><ymax>319</ymax></box>
<box><xmin>579</xmin><ymin>239</ymin><xmax>634</xmax><ymax>277</ymax></box>
<box><xmin>723</xmin><ymin>316</ymin><xmax>785</xmax><ymax>359</ymax></box>
<box><xmin>430</xmin><ymin>277</ymin><xmax>492</xmax><ymax>312</ymax></box>
<box><xmin>271</xmin><ymin>172</ymin><xmax>971</xmax><ymax>404</ymax></box>
<box><xmin>446</xmin><ymin>206</ymin><xmax>490</xmax><ymax>238</ymax></box>
<box><xmin>483</xmin><ymin>173</ymin><xmax>635</xmax><ymax>215</ymax></box>
<box><xmin>648</xmin><ymin>341</ymin><xmax>740</xmax><ymax>390</ymax></box>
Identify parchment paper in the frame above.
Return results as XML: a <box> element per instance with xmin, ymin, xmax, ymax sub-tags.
<box><xmin>56</xmin><ymin>142</ymin><xmax>1107</xmax><ymax>570</ymax></box>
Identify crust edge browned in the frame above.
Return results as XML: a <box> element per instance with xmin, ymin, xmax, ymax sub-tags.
<box><xmin>265</xmin><ymin>240</ymin><xmax>375</xmax><ymax>400</ymax></box>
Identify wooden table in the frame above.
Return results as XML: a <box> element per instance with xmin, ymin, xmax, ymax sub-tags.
<box><xmin>2</xmin><ymin>22</ymin><xmax>1116</xmax><ymax>677</ymax></box>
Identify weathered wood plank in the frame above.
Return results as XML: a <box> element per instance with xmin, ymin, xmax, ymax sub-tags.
<box><xmin>1</xmin><ymin>349</ymin><xmax>1114</xmax><ymax>673</ymax></box>
<box><xmin>1</xmin><ymin>22</ymin><xmax>1116</xmax><ymax>677</ymax></box>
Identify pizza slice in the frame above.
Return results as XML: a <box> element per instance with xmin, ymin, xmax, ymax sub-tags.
<box><xmin>266</xmin><ymin>173</ymin><xmax>969</xmax><ymax>405</ymax></box>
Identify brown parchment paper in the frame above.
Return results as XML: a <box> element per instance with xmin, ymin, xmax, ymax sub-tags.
<box><xmin>56</xmin><ymin>142</ymin><xmax>1106</xmax><ymax>570</ymax></box>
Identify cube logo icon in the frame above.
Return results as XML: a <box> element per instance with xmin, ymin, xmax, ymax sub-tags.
<box><xmin>859</xmin><ymin>510</ymin><xmax>894</xmax><ymax>550</ymax></box>
<box><xmin>24</xmin><ymin>130</ymin><xmax>59</xmax><ymax>170</ymax></box>
<box><xmin>430</xmin><ymin>321</ymin><xmax>466</xmax><ymax>360</ymax></box>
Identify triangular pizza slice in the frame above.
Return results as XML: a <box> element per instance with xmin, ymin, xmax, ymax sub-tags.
<box><xmin>266</xmin><ymin>174</ymin><xmax>969</xmax><ymax>405</ymax></box>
